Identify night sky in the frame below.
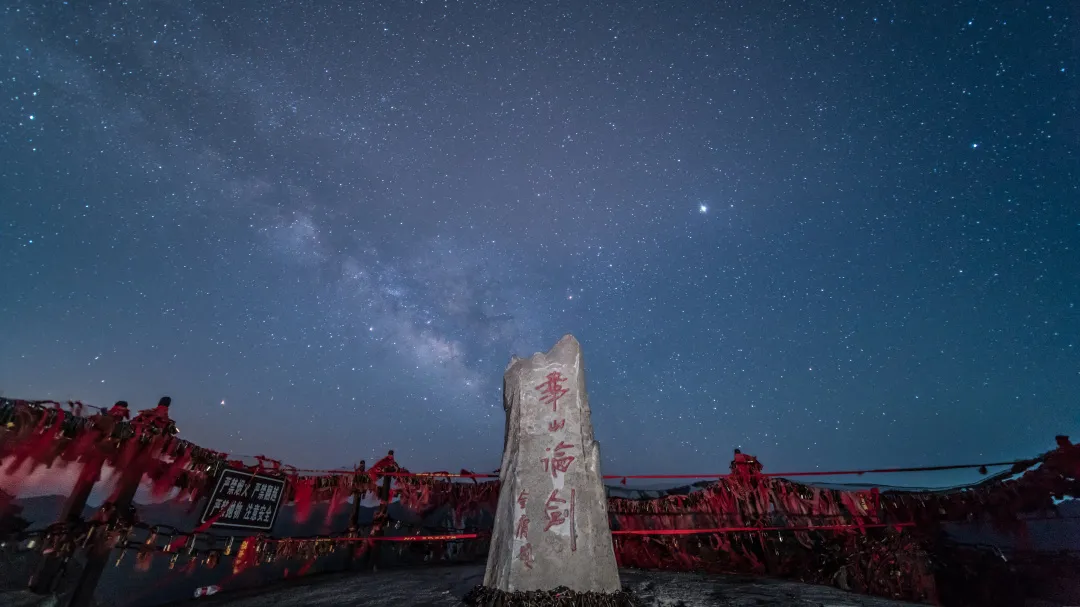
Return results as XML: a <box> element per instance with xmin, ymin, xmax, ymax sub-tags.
<box><xmin>2</xmin><ymin>1</ymin><xmax>1077</xmax><ymax>489</ymax></box>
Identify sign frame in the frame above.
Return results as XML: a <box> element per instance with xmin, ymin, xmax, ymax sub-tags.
<box><xmin>198</xmin><ymin>468</ymin><xmax>286</xmax><ymax>531</ymax></box>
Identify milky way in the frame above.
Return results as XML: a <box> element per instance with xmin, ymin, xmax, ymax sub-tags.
<box><xmin>1</xmin><ymin>1</ymin><xmax>1076</xmax><ymax>488</ymax></box>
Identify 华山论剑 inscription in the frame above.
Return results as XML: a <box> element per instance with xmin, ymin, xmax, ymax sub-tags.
<box><xmin>483</xmin><ymin>334</ymin><xmax>620</xmax><ymax>593</ymax></box>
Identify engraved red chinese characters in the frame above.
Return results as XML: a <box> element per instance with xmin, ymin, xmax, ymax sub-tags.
<box><xmin>515</xmin><ymin>489</ymin><xmax>531</xmax><ymax>540</ymax></box>
<box><xmin>536</xmin><ymin>371</ymin><xmax>569</xmax><ymax>412</ymax></box>
<box><xmin>515</xmin><ymin>513</ymin><xmax>530</xmax><ymax>539</ymax></box>
<box><xmin>543</xmin><ymin>489</ymin><xmax>568</xmax><ymax>531</ymax></box>
<box><xmin>517</xmin><ymin>543</ymin><xmax>535</xmax><ymax>569</ymax></box>
<box><xmin>541</xmin><ymin>441</ymin><xmax>575</xmax><ymax>479</ymax></box>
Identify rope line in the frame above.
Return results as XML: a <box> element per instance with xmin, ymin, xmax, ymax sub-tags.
<box><xmin>366</xmin><ymin>459</ymin><xmax>1026</xmax><ymax>482</ymax></box>
<box><xmin>611</xmin><ymin>521</ymin><xmax>916</xmax><ymax>536</ymax></box>
<box><xmin>2</xmin><ymin>399</ymin><xmax>1034</xmax><ymax>484</ymax></box>
<box><xmin>275</xmin><ymin>532</ymin><xmax>482</xmax><ymax>543</ymax></box>
<box><xmin>605</xmin><ymin>460</ymin><xmax>1026</xmax><ymax>481</ymax></box>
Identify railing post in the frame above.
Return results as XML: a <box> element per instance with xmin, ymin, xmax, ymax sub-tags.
<box><xmin>369</xmin><ymin>451</ymin><xmax>393</xmax><ymax>571</ymax></box>
<box><xmin>344</xmin><ymin>460</ymin><xmax>365</xmax><ymax>571</ymax></box>
<box><xmin>65</xmin><ymin>452</ymin><xmax>144</xmax><ymax>607</ymax></box>
<box><xmin>27</xmin><ymin>458</ymin><xmax>103</xmax><ymax>594</ymax></box>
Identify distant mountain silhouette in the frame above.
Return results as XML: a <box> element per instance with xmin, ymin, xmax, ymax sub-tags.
<box><xmin>943</xmin><ymin>498</ymin><xmax>1080</xmax><ymax>553</ymax></box>
<box><xmin>9</xmin><ymin>494</ymin><xmax>87</xmax><ymax>528</ymax></box>
<box><xmin>0</xmin><ymin>490</ymin><xmax>30</xmax><ymax>538</ymax></box>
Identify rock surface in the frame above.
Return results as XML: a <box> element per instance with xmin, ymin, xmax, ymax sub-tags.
<box><xmin>483</xmin><ymin>335</ymin><xmax>620</xmax><ymax>593</ymax></box>
<box><xmin>166</xmin><ymin>564</ymin><xmax>931</xmax><ymax>606</ymax></box>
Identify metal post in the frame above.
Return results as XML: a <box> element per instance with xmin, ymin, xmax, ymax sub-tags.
<box><xmin>344</xmin><ymin>460</ymin><xmax>365</xmax><ymax>571</ymax></box>
<box><xmin>27</xmin><ymin>458</ymin><xmax>103</xmax><ymax>594</ymax></box>
<box><xmin>369</xmin><ymin>451</ymin><xmax>393</xmax><ymax>571</ymax></box>
<box><xmin>66</xmin><ymin>452</ymin><xmax>144</xmax><ymax>607</ymax></box>
<box><xmin>371</xmin><ymin>474</ymin><xmax>392</xmax><ymax>571</ymax></box>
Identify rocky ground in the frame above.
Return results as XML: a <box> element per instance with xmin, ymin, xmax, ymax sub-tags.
<box><xmin>148</xmin><ymin>564</ymin><xmax>925</xmax><ymax>607</ymax></box>
<box><xmin>3</xmin><ymin>553</ymin><xmax>1073</xmax><ymax>607</ymax></box>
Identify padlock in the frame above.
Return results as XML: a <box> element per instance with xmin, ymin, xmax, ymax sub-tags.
<box><xmin>135</xmin><ymin>549</ymin><xmax>153</xmax><ymax>572</ymax></box>
<box><xmin>81</xmin><ymin>526</ymin><xmax>96</xmax><ymax>548</ymax></box>
<box><xmin>40</xmin><ymin>532</ymin><xmax>59</xmax><ymax>555</ymax></box>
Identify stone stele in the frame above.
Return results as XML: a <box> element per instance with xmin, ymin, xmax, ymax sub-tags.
<box><xmin>482</xmin><ymin>334</ymin><xmax>620</xmax><ymax>593</ymax></box>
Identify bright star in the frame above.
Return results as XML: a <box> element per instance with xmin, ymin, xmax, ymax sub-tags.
<box><xmin>698</xmin><ymin>204</ymin><xmax>708</xmax><ymax>214</ymax></box>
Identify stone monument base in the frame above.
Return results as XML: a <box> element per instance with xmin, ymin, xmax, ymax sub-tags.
<box><xmin>463</xmin><ymin>584</ymin><xmax>639</xmax><ymax>607</ymax></box>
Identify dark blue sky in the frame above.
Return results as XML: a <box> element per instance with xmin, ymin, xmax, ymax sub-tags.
<box><xmin>1</xmin><ymin>1</ymin><xmax>1076</xmax><ymax>489</ymax></box>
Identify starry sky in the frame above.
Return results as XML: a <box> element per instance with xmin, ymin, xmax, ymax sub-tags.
<box><xmin>1</xmin><ymin>1</ymin><xmax>1077</xmax><ymax>489</ymax></box>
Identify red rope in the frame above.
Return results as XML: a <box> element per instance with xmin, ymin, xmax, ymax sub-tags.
<box><xmin>375</xmin><ymin>533</ymin><xmax>480</xmax><ymax>542</ymax></box>
<box><xmin>750</xmin><ymin>460</ymin><xmax>1022</xmax><ymax>478</ymax></box>
<box><xmin>369</xmin><ymin>459</ymin><xmax>1023</xmax><ymax>481</ymax></box>
<box><xmin>7</xmin><ymin>399</ymin><xmax>1030</xmax><ymax>487</ymax></box>
<box><xmin>383</xmin><ymin>471</ymin><xmax>497</xmax><ymax>479</ymax></box>
<box><xmin>602</xmin><ymin>460</ymin><xmax>1024</xmax><ymax>481</ymax></box>
<box><xmin>273</xmin><ymin>532</ymin><xmax>482</xmax><ymax>543</ymax></box>
<box><xmin>10</xmin><ymin>400</ymin><xmax>1025</xmax><ymax>482</ymax></box>
<box><xmin>612</xmin><ymin>522</ymin><xmax>916</xmax><ymax>536</ymax></box>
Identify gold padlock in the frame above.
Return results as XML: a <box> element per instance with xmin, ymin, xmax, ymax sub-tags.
<box><xmin>81</xmin><ymin>526</ymin><xmax>96</xmax><ymax>548</ymax></box>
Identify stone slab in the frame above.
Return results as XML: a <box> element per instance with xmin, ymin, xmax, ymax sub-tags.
<box><xmin>482</xmin><ymin>335</ymin><xmax>621</xmax><ymax>593</ymax></box>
